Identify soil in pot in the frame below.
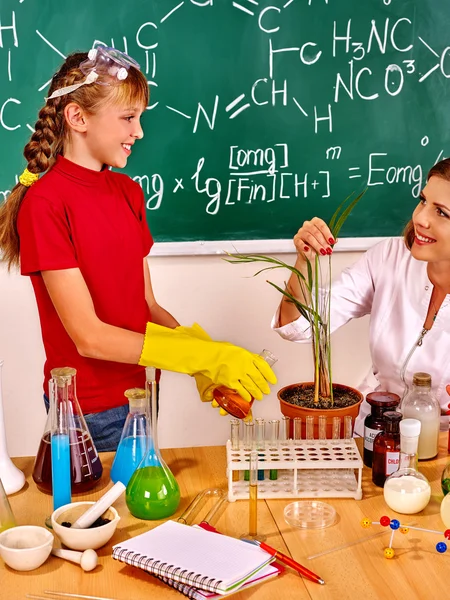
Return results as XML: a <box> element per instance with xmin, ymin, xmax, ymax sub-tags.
<box><xmin>280</xmin><ymin>385</ymin><xmax>361</xmax><ymax>410</ymax></box>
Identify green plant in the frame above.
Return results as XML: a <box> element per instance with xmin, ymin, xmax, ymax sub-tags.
<box><xmin>226</xmin><ymin>190</ymin><xmax>366</xmax><ymax>406</ymax></box>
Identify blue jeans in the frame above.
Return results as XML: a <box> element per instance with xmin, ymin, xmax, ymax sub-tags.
<box><xmin>43</xmin><ymin>395</ymin><xmax>129</xmax><ymax>453</ymax></box>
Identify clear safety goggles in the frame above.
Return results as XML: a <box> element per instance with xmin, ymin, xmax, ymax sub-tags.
<box><xmin>47</xmin><ymin>45</ymin><xmax>141</xmax><ymax>100</ymax></box>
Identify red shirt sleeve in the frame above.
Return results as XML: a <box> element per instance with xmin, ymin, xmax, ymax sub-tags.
<box><xmin>18</xmin><ymin>193</ymin><xmax>79</xmax><ymax>275</ymax></box>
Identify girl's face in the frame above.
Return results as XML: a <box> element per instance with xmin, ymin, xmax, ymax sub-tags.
<box><xmin>81</xmin><ymin>101</ymin><xmax>145</xmax><ymax>170</ymax></box>
<box><xmin>411</xmin><ymin>175</ymin><xmax>450</xmax><ymax>263</ymax></box>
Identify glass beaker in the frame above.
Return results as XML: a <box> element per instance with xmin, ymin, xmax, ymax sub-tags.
<box><xmin>126</xmin><ymin>367</ymin><xmax>180</xmax><ymax>520</ymax></box>
<box><xmin>110</xmin><ymin>388</ymin><xmax>148</xmax><ymax>486</ymax></box>
<box><xmin>212</xmin><ymin>349</ymin><xmax>277</xmax><ymax>420</ymax></box>
<box><xmin>32</xmin><ymin>367</ymin><xmax>103</xmax><ymax>494</ymax></box>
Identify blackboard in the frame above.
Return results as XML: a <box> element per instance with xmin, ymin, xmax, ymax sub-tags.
<box><xmin>1</xmin><ymin>0</ymin><xmax>449</xmax><ymax>247</ymax></box>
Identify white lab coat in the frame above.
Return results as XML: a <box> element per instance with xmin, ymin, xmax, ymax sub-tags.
<box><xmin>271</xmin><ymin>237</ymin><xmax>450</xmax><ymax>436</ymax></box>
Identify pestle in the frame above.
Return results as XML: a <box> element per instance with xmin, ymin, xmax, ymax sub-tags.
<box><xmin>51</xmin><ymin>548</ymin><xmax>98</xmax><ymax>571</ymax></box>
<box><xmin>71</xmin><ymin>481</ymin><xmax>125</xmax><ymax>529</ymax></box>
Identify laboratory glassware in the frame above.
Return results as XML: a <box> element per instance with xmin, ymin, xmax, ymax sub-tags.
<box><xmin>0</xmin><ymin>360</ymin><xmax>25</xmax><ymax>495</ymax></box>
<box><xmin>400</xmin><ymin>372</ymin><xmax>440</xmax><ymax>460</ymax></box>
<box><xmin>212</xmin><ymin>349</ymin><xmax>277</xmax><ymax>420</ymax></box>
<box><xmin>49</xmin><ymin>378</ymin><xmax>71</xmax><ymax>511</ymax></box>
<box><xmin>32</xmin><ymin>367</ymin><xmax>103</xmax><ymax>494</ymax></box>
<box><xmin>372</xmin><ymin>411</ymin><xmax>402</xmax><ymax>488</ymax></box>
<box><xmin>363</xmin><ymin>392</ymin><xmax>400</xmax><ymax>467</ymax></box>
<box><xmin>126</xmin><ymin>367</ymin><xmax>180</xmax><ymax>520</ymax></box>
<box><xmin>383</xmin><ymin>418</ymin><xmax>431</xmax><ymax>514</ymax></box>
<box><xmin>110</xmin><ymin>388</ymin><xmax>148</xmax><ymax>486</ymax></box>
<box><xmin>0</xmin><ymin>477</ymin><xmax>15</xmax><ymax>533</ymax></box>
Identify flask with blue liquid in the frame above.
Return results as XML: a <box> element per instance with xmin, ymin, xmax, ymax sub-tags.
<box><xmin>110</xmin><ymin>388</ymin><xmax>148</xmax><ymax>486</ymax></box>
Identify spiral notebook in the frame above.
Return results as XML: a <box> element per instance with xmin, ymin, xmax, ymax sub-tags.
<box><xmin>155</xmin><ymin>563</ymin><xmax>284</xmax><ymax>599</ymax></box>
<box><xmin>112</xmin><ymin>520</ymin><xmax>275</xmax><ymax>595</ymax></box>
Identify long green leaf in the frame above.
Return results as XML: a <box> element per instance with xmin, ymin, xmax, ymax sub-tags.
<box><xmin>331</xmin><ymin>189</ymin><xmax>367</xmax><ymax>239</ymax></box>
<box><xmin>267</xmin><ymin>281</ymin><xmax>322</xmax><ymax>323</ymax></box>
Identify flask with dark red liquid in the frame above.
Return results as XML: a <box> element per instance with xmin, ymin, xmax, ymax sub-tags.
<box><xmin>32</xmin><ymin>367</ymin><xmax>103</xmax><ymax>494</ymax></box>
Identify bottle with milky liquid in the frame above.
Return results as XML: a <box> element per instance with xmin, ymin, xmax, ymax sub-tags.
<box><xmin>400</xmin><ymin>372</ymin><xmax>440</xmax><ymax>460</ymax></box>
<box><xmin>383</xmin><ymin>419</ymin><xmax>431</xmax><ymax>514</ymax></box>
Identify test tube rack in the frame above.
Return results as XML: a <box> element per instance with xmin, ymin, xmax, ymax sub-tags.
<box><xmin>226</xmin><ymin>438</ymin><xmax>363</xmax><ymax>501</ymax></box>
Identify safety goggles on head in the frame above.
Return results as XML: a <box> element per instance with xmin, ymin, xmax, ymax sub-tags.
<box><xmin>47</xmin><ymin>45</ymin><xmax>141</xmax><ymax>100</ymax></box>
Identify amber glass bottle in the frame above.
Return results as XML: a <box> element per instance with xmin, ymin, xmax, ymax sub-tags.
<box><xmin>363</xmin><ymin>392</ymin><xmax>400</xmax><ymax>467</ymax></box>
<box><xmin>372</xmin><ymin>411</ymin><xmax>402</xmax><ymax>488</ymax></box>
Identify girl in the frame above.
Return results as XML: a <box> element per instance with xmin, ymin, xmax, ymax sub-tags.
<box><xmin>0</xmin><ymin>47</ymin><xmax>276</xmax><ymax>451</ymax></box>
<box><xmin>272</xmin><ymin>158</ymin><xmax>450</xmax><ymax>435</ymax></box>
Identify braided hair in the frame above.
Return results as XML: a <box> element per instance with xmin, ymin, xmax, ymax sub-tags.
<box><xmin>0</xmin><ymin>52</ymin><xmax>148</xmax><ymax>269</ymax></box>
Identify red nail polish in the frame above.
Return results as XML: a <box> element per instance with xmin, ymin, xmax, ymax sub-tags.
<box><xmin>329</xmin><ymin>238</ymin><xmax>335</xmax><ymax>244</ymax></box>
<box><xmin>320</xmin><ymin>248</ymin><xmax>326</xmax><ymax>256</ymax></box>
<box><xmin>304</xmin><ymin>246</ymin><xmax>309</xmax><ymax>252</ymax></box>
<box><xmin>326</xmin><ymin>247</ymin><xmax>332</xmax><ymax>255</ymax></box>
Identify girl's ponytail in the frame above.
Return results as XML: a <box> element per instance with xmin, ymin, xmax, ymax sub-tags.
<box><xmin>0</xmin><ymin>101</ymin><xmax>61</xmax><ymax>269</ymax></box>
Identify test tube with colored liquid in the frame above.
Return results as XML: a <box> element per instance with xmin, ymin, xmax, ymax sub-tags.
<box><xmin>243</xmin><ymin>421</ymin><xmax>254</xmax><ymax>481</ymax></box>
<box><xmin>306</xmin><ymin>415</ymin><xmax>315</xmax><ymax>440</ymax></box>
<box><xmin>268</xmin><ymin>419</ymin><xmax>279</xmax><ymax>480</ymax></box>
<box><xmin>255</xmin><ymin>418</ymin><xmax>265</xmax><ymax>481</ymax></box>
<box><xmin>50</xmin><ymin>379</ymin><xmax>71</xmax><ymax>511</ymax></box>
<box><xmin>230</xmin><ymin>419</ymin><xmax>240</xmax><ymax>482</ymax></box>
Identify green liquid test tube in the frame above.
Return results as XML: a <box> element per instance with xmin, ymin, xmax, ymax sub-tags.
<box><xmin>268</xmin><ymin>419</ymin><xmax>279</xmax><ymax>480</ymax></box>
<box><xmin>243</xmin><ymin>421</ymin><xmax>254</xmax><ymax>481</ymax></box>
<box><xmin>255</xmin><ymin>418</ymin><xmax>265</xmax><ymax>481</ymax></box>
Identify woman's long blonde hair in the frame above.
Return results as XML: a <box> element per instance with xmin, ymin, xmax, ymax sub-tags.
<box><xmin>0</xmin><ymin>51</ymin><xmax>149</xmax><ymax>270</ymax></box>
<box><xmin>404</xmin><ymin>158</ymin><xmax>450</xmax><ymax>249</ymax></box>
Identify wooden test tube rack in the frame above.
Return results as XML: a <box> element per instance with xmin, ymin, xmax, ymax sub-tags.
<box><xmin>226</xmin><ymin>438</ymin><xmax>363</xmax><ymax>502</ymax></box>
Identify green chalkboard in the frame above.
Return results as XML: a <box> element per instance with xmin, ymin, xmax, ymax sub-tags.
<box><xmin>1</xmin><ymin>0</ymin><xmax>449</xmax><ymax>243</ymax></box>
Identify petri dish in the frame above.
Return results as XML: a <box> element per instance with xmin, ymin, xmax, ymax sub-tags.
<box><xmin>284</xmin><ymin>500</ymin><xmax>336</xmax><ymax>529</ymax></box>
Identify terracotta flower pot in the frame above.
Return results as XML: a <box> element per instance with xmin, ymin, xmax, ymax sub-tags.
<box><xmin>278</xmin><ymin>382</ymin><xmax>363</xmax><ymax>439</ymax></box>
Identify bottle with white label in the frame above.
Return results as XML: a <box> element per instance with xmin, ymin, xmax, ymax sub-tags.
<box><xmin>384</xmin><ymin>419</ymin><xmax>431</xmax><ymax>514</ymax></box>
<box><xmin>401</xmin><ymin>372</ymin><xmax>440</xmax><ymax>460</ymax></box>
<box><xmin>372</xmin><ymin>411</ymin><xmax>402</xmax><ymax>487</ymax></box>
<box><xmin>363</xmin><ymin>392</ymin><xmax>401</xmax><ymax>468</ymax></box>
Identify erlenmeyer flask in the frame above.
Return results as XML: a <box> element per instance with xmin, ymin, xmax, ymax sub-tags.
<box><xmin>0</xmin><ymin>477</ymin><xmax>16</xmax><ymax>533</ymax></box>
<box><xmin>126</xmin><ymin>367</ymin><xmax>180</xmax><ymax>520</ymax></box>
<box><xmin>32</xmin><ymin>367</ymin><xmax>103</xmax><ymax>494</ymax></box>
<box><xmin>110</xmin><ymin>388</ymin><xmax>148</xmax><ymax>486</ymax></box>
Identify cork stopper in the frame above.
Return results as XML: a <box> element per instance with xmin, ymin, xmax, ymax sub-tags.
<box><xmin>50</xmin><ymin>367</ymin><xmax>77</xmax><ymax>386</ymax></box>
<box><xmin>412</xmin><ymin>372</ymin><xmax>431</xmax><ymax>387</ymax></box>
<box><xmin>124</xmin><ymin>387</ymin><xmax>146</xmax><ymax>409</ymax></box>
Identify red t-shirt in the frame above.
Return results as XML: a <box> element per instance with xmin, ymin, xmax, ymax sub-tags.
<box><xmin>17</xmin><ymin>155</ymin><xmax>152</xmax><ymax>413</ymax></box>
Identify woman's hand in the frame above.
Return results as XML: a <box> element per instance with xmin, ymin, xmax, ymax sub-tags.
<box><xmin>293</xmin><ymin>217</ymin><xmax>335</xmax><ymax>257</ymax></box>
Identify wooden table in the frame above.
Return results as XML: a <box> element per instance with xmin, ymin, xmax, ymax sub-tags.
<box><xmin>3</xmin><ymin>435</ymin><xmax>450</xmax><ymax>600</ymax></box>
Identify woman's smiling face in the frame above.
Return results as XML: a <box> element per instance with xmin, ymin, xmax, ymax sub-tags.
<box><xmin>411</xmin><ymin>175</ymin><xmax>450</xmax><ymax>263</ymax></box>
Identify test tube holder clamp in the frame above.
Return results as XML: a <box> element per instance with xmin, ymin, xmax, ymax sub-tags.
<box><xmin>226</xmin><ymin>438</ymin><xmax>363</xmax><ymax>501</ymax></box>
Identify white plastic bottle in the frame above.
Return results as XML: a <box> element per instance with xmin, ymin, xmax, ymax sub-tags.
<box><xmin>400</xmin><ymin>372</ymin><xmax>440</xmax><ymax>460</ymax></box>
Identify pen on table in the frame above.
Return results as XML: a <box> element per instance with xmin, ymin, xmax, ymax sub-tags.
<box><xmin>243</xmin><ymin>539</ymin><xmax>325</xmax><ymax>585</ymax></box>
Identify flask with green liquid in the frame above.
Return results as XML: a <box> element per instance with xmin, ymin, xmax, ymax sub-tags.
<box><xmin>125</xmin><ymin>367</ymin><xmax>180</xmax><ymax>520</ymax></box>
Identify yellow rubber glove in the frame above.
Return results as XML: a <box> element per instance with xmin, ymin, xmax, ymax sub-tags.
<box><xmin>174</xmin><ymin>324</ymin><xmax>253</xmax><ymax>418</ymax></box>
<box><xmin>139</xmin><ymin>322</ymin><xmax>276</xmax><ymax>402</ymax></box>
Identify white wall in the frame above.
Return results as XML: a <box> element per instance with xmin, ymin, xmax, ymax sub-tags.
<box><xmin>0</xmin><ymin>250</ymin><xmax>371</xmax><ymax>457</ymax></box>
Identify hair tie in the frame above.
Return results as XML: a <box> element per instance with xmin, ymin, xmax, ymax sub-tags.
<box><xmin>19</xmin><ymin>168</ymin><xmax>39</xmax><ymax>187</ymax></box>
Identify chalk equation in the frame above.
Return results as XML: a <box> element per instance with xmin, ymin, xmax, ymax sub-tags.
<box><xmin>0</xmin><ymin>0</ymin><xmax>449</xmax><ymax>238</ymax></box>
